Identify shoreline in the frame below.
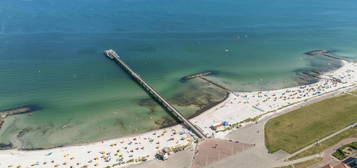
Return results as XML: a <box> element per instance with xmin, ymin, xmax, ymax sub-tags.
<box><xmin>2</xmin><ymin>60</ymin><xmax>357</xmax><ymax>168</ymax></box>
<box><xmin>0</xmin><ymin>57</ymin><xmax>340</xmax><ymax>150</ymax></box>
<box><xmin>0</xmin><ymin>83</ymin><xmax>230</xmax><ymax>150</ymax></box>
<box><xmin>0</xmin><ymin>93</ymin><xmax>230</xmax><ymax>151</ymax></box>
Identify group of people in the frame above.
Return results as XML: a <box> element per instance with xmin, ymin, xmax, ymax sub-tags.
<box><xmin>4</xmin><ymin>127</ymin><xmax>193</xmax><ymax>168</ymax></box>
<box><xmin>241</xmin><ymin>62</ymin><xmax>357</xmax><ymax>113</ymax></box>
<box><xmin>193</xmin><ymin>61</ymin><xmax>357</xmax><ymax>137</ymax></box>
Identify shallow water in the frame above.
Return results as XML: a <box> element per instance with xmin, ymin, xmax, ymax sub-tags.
<box><xmin>0</xmin><ymin>0</ymin><xmax>357</xmax><ymax>149</ymax></box>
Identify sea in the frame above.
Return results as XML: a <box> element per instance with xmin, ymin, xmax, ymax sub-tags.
<box><xmin>0</xmin><ymin>0</ymin><xmax>357</xmax><ymax>149</ymax></box>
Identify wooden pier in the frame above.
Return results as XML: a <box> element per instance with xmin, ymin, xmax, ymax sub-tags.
<box><xmin>104</xmin><ymin>49</ymin><xmax>207</xmax><ymax>139</ymax></box>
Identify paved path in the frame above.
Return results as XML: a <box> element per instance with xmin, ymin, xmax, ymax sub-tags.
<box><xmin>206</xmin><ymin>121</ymin><xmax>281</xmax><ymax>168</ymax></box>
<box><xmin>277</xmin><ymin>154</ymin><xmax>322</xmax><ymax>167</ymax></box>
<box><xmin>278</xmin><ymin>138</ymin><xmax>357</xmax><ymax>168</ymax></box>
<box><xmin>344</xmin><ymin>91</ymin><xmax>357</xmax><ymax>97</ymax></box>
<box><xmin>191</xmin><ymin>139</ymin><xmax>253</xmax><ymax>168</ymax></box>
<box><xmin>126</xmin><ymin>150</ymin><xmax>194</xmax><ymax>168</ymax></box>
<box><xmin>285</xmin><ymin>124</ymin><xmax>356</xmax><ymax>160</ymax></box>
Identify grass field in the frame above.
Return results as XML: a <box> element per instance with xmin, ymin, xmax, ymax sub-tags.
<box><xmin>265</xmin><ymin>93</ymin><xmax>357</xmax><ymax>154</ymax></box>
<box><xmin>293</xmin><ymin>157</ymin><xmax>323</xmax><ymax>168</ymax></box>
<box><xmin>277</xmin><ymin>158</ymin><xmax>323</xmax><ymax>168</ymax></box>
<box><xmin>289</xmin><ymin>128</ymin><xmax>357</xmax><ymax>160</ymax></box>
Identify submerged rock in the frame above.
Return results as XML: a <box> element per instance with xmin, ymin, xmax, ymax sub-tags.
<box><xmin>0</xmin><ymin>105</ymin><xmax>41</xmax><ymax>130</ymax></box>
<box><xmin>138</xmin><ymin>81</ymin><xmax>227</xmax><ymax>128</ymax></box>
<box><xmin>0</xmin><ymin>120</ymin><xmax>4</xmax><ymax>130</ymax></box>
<box><xmin>154</xmin><ymin>116</ymin><xmax>177</xmax><ymax>128</ymax></box>
<box><xmin>305</xmin><ymin>50</ymin><xmax>330</xmax><ymax>56</ymax></box>
<box><xmin>17</xmin><ymin>128</ymin><xmax>32</xmax><ymax>138</ymax></box>
<box><xmin>0</xmin><ymin>105</ymin><xmax>41</xmax><ymax>117</ymax></box>
<box><xmin>0</xmin><ymin>143</ymin><xmax>13</xmax><ymax>150</ymax></box>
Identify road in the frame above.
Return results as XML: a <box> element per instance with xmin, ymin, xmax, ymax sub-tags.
<box><xmin>344</xmin><ymin>91</ymin><xmax>357</xmax><ymax>97</ymax></box>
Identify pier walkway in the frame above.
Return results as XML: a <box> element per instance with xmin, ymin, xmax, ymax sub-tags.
<box><xmin>104</xmin><ymin>49</ymin><xmax>207</xmax><ymax>139</ymax></box>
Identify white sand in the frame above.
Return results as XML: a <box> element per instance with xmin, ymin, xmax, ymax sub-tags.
<box><xmin>1</xmin><ymin>61</ymin><xmax>357</xmax><ymax>168</ymax></box>
<box><xmin>0</xmin><ymin>127</ymin><xmax>194</xmax><ymax>168</ymax></box>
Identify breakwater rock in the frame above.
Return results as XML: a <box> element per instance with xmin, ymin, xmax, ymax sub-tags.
<box><xmin>0</xmin><ymin>105</ymin><xmax>41</xmax><ymax>131</ymax></box>
<box><xmin>180</xmin><ymin>71</ymin><xmax>215</xmax><ymax>82</ymax></box>
<box><xmin>305</xmin><ymin>50</ymin><xmax>330</xmax><ymax>56</ymax></box>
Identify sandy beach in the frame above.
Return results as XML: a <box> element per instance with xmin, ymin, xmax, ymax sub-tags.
<box><xmin>1</xmin><ymin>60</ymin><xmax>357</xmax><ymax>168</ymax></box>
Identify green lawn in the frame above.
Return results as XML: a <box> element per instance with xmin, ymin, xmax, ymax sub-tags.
<box><xmin>289</xmin><ymin>128</ymin><xmax>357</xmax><ymax>160</ymax></box>
<box><xmin>265</xmin><ymin>93</ymin><xmax>357</xmax><ymax>154</ymax></box>
<box><xmin>276</xmin><ymin>158</ymin><xmax>323</xmax><ymax>168</ymax></box>
<box><xmin>294</xmin><ymin>157</ymin><xmax>323</xmax><ymax>168</ymax></box>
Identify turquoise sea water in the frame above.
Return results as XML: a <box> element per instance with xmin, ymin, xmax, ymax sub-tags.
<box><xmin>0</xmin><ymin>0</ymin><xmax>357</xmax><ymax>149</ymax></box>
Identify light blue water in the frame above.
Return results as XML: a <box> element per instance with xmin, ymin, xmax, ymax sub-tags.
<box><xmin>0</xmin><ymin>0</ymin><xmax>357</xmax><ymax>149</ymax></box>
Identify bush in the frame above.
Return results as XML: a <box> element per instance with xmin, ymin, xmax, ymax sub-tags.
<box><xmin>332</xmin><ymin>149</ymin><xmax>346</xmax><ymax>160</ymax></box>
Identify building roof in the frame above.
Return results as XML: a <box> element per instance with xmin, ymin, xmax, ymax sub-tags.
<box><xmin>344</xmin><ymin>157</ymin><xmax>357</xmax><ymax>165</ymax></box>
